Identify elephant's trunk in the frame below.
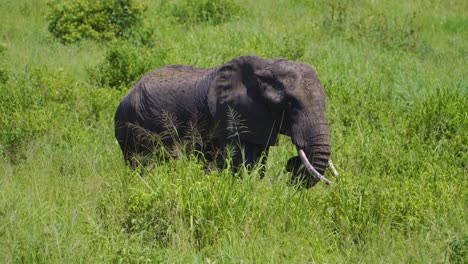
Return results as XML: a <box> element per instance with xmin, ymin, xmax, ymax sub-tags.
<box><xmin>288</xmin><ymin>121</ymin><xmax>332</xmax><ymax>187</ymax></box>
<box><xmin>301</xmin><ymin>130</ymin><xmax>331</xmax><ymax>176</ymax></box>
<box><xmin>297</xmin><ymin>148</ymin><xmax>332</xmax><ymax>185</ymax></box>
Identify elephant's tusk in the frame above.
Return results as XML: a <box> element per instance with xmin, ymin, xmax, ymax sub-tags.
<box><xmin>297</xmin><ymin>148</ymin><xmax>332</xmax><ymax>185</ymax></box>
<box><xmin>328</xmin><ymin>159</ymin><xmax>339</xmax><ymax>179</ymax></box>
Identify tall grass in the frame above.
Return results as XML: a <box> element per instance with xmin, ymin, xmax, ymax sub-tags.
<box><xmin>0</xmin><ymin>0</ymin><xmax>467</xmax><ymax>262</ymax></box>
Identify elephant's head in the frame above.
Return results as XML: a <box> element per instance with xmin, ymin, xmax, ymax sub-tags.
<box><xmin>208</xmin><ymin>55</ymin><xmax>331</xmax><ymax>187</ymax></box>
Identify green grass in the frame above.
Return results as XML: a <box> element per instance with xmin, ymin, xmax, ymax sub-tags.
<box><xmin>0</xmin><ymin>0</ymin><xmax>467</xmax><ymax>262</ymax></box>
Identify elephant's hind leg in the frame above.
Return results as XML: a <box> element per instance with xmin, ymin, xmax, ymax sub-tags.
<box><xmin>115</xmin><ymin>121</ymin><xmax>152</xmax><ymax>169</ymax></box>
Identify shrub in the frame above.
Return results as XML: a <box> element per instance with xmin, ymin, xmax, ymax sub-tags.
<box><xmin>89</xmin><ymin>40</ymin><xmax>160</xmax><ymax>89</ymax></box>
<box><xmin>0</xmin><ymin>67</ymin><xmax>77</xmax><ymax>156</ymax></box>
<box><xmin>170</xmin><ymin>0</ymin><xmax>241</xmax><ymax>26</ymax></box>
<box><xmin>47</xmin><ymin>0</ymin><xmax>147</xmax><ymax>44</ymax></box>
<box><xmin>0</xmin><ymin>65</ymin><xmax>122</xmax><ymax>159</ymax></box>
<box><xmin>275</xmin><ymin>35</ymin><xmax>306</xmax><ymax>60</ymax></box>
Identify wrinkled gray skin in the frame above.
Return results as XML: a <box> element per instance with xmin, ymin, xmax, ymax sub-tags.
<box><xmin>115</xmin><ymin>55</ymin><xmax>331</xmax><ymax>187</ymax></box>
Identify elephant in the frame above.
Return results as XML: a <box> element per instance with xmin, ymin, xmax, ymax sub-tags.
<box><xmin>114</xmin><ymin>55</ymin><xmax>336</xmax><ymax>187</ymax></box>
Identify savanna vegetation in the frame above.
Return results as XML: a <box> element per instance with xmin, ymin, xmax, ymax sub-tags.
<box><xmin>0</xmin><ymin>0</ymin><xmax>466</xmax><ymax>262</ymax></box>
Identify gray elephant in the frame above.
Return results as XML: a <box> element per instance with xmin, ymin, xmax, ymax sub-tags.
<box><xmin>114</xmin><ymin>55</ymin><xmax>335</xmax><ymax>187</ymax></box>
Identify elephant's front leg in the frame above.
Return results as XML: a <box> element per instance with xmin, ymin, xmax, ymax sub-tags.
<box><xmin>232</xmin><ymin>141</ymin><xmax>269</xmax><ymax>178</ymax></box>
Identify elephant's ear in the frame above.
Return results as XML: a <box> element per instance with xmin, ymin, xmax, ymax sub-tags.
<box><xmin>207</xmin><ymin>63</ymin><xmax>237</xmax><ymax>117</ymax></box>
<box><xmin>254</xmin><ymin>68</ymin><xmax>285</xmax><ymax>105</ymax></box>
<box><xmin>254</xmin><ymin>59</ymin><xmax>295</xmax><ymax>106</ymax></box>
<box><xmin>207</xmin><ymin>56</ymin><xmax>279</xmax><ymax>146</ymax></box>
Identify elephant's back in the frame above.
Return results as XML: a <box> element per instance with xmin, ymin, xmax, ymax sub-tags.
<box><xmin>136</xmin><ymin>64</ymin><xmax>212</xmax><ymax>107</ymax></box>
<box><xmin>142</xmin><ymin>65</ymin><xmax>210</xmax><ymax>88</ymax></box>
<box><xmin>118</xmin><ymin>64</ymin><xmax>214</xmax><ymax>132</ymax></box>
<box><xmin>148</xmin><ymin>64</ymin><xmax>208</xmax><ymax>76</ymax></box>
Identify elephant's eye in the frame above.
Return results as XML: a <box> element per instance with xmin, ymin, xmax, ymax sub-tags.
<box><xmin>259</xmin><ymin>75</ymin><xmax>282</xmax><ymax>88</ymax></box>
<box><xmin>272</xmin><ymin>84</ymin><xmax>283</xmax><ymax>91</ymax></box>
<box><xmin>267</xmin><ymin>81</ymin><xmax>286</xmax><ymax>93</ymax></box>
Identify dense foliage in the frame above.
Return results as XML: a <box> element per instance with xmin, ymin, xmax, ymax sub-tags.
<box><xmin>169</xmin><ymin>0</ymin><xmax>242</xmax><ymax>26</ymax></box>
<box><xmin>88</xmin><ymin>40</ymin><xmax>156</xmax><ymax>89</ymax></box>
<box><xmin>0</xmin><ymin>0</ymin><xmax>466</xmax><ymax>262</ymax></box>
<box><xmin>47</xmin><ymin>0</ymin><xmax>147</xmax><ymax>44</ymax></box>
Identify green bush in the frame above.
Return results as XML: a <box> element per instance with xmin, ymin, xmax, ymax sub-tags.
<box><xmin>170</xmin><ymin>0</ymin><xmax>241</xmax><ymax>26</ymax></box>
<box><xmin>47</xmin><ymin>0</ymin><xmax>147</xmax><ymax>44</ymax></box>
<box><xmin>0</xmin><ymin>67</ymin><xmax>76</xmax><ymax>155</ymax></box>
<box><xmin>275</xmin><ymin>35</ymin><xmax>306</xmax><ymax>60</ymax></box>
<box><xmin>0</xmin><ymin>65</ymin><xmax>121</xmax><ymax>158</ymax></box>
<box><xmin>89</xmin><ymin>40</ymin><xmax>159</xmax><ymax>89</ymax></box>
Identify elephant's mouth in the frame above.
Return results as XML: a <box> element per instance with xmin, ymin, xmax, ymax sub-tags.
<box><xmin>294</xmin><ymin>146</ymin><xmax>339</xmax><ymax>186</ymax></box>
